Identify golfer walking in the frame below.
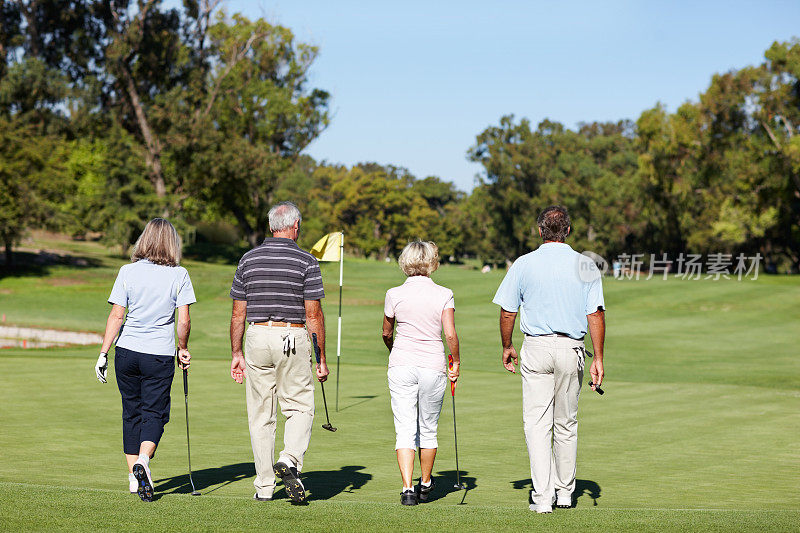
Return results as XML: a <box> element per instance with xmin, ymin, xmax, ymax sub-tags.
<box><xmin>94</xmin><ymin>218</ymin><xmax>196</xmax><ymax>502</ymax></box>
<box><xmin>229</xmin><ymin>201</ymin><xmax>328</xmax><ymax>504</ymax></box>
<box><xmin>382</xmin><ymin>241</ymin><xmax>460</xmax><ymax>506</ymax></box>
<box><xmin>492</xmin><ymin>206</ymin><xmax>605</xmax><ymax>513</ymax></box>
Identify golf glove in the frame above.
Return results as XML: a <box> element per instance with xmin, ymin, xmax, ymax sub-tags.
<box><xmin>573</xmin><ymin>347</ymin><xmax>586</xmax><ymax>372</ymax></box>
<box><xmin>95</xmin><ymin>352</ymin><xmax>108</xmax><ymax>383</ymax></box>
<box><xmin>282</xmin><ymin>333</ymin><xmax>295</xmax><ymax>356</ymax></box>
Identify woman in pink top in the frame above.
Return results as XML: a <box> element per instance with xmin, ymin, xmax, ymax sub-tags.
<box><xmin>382</xmin><ymin>241</ymin><xmax>461</xmax><ymax>506</ymax></box>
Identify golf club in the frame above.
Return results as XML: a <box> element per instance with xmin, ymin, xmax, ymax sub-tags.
<box><xmin>312</xmin><ymin>333</ymin><xmax>337</xmax><ymax>432</ymax></box>
<box><xmin>584</xmin><ymin>349</ymin><xmax>605</xmax><ymax>395</ymax></box>
<box><xmin>588</xmin><ymin>382</ymin><xmax>605</xmax><ymax>395</ymax></box>
<box><xmin>179</xmin><ymin>356</ymin><xmax>201</xmax><ymax>496</ymax></box>
<box><xmin>448</xmin><ymin>354</ymin><xmax>465</xmax><ymax>490</ymax></box>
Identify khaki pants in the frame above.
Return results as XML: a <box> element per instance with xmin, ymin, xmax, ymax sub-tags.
<box><xmin>245</xmin><ymin>324</ymin><xmax>315</xmax><ymax>498</ymax></box>
<box><xmin>520</xmin><ymin>334</ymin><xmax>584</xmax><ymax>510</ymax></box>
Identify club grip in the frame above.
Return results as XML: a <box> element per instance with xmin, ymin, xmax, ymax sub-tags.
<box><xmin>183</xmin><ymin>368</ymin><xmax>188</xmax><ymax>396</ymax></box>
<box><xmin>448</xmin><ymin>354</ymin><xmax>457</xmax><ymax>396</ymax></box>
<box><xmin>312</xmin><ymin>333</ymin><xmax>321</xmax><ymax>364</ymax></box>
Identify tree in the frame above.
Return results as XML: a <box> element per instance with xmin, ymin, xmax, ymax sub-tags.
<box><xmin>469</xmin><ymin>116</ymin><xmax>640</xmax><ymax>262</ymax></box>
<box><xmin>184</xmin><ymin>13</ymin><xmax>329</xmax><ymax>246</ymax></box>
<box><xmin>0</xmin><ymin>119</ymin><xmax>68</xmax><ymax>265</ymax></box>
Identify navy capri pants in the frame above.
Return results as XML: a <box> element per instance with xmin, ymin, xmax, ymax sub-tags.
<box><xmin>114</xmin><ymin>346</ymin><xmax>175</xmax><ymax>455</ymax></box>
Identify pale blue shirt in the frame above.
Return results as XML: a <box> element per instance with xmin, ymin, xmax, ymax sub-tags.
<box><xmin>108</xmin><ymin>260</ymin><xmax>197</xmax><ymax>356</ymax></box>
<box><xmin>492</xmin><ymin>242</ymin><xmax>605</xmax><ymax>340</ymax></box>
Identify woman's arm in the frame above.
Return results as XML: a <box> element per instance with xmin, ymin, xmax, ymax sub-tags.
<box><xmin>176</xmin><ymin>304</ymin><xmax>191</xmax><ymax>369</ymax></box>
<box><xmin>100</xmin><ymin>304</ymin><xmax>126</xmax><ymax>354</ymax></box>
<box><xmin>96</xmin><ymin>304</ymin><xmax>125</xmax><ymax>382</ymax></box>
<box><xmin>382</xmin><ymin>315</ymin><xmax>395</xmax><ymax>352</ymax></box>
<box><xmin>442</xmin><ymin>308</ymin><xmax>460</xmax><ymax>381</ymax></box>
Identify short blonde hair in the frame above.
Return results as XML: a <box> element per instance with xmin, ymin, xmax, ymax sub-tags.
<box><xmin>398</xmin><ymin>241</ymin><xmax>439</xmax><ymax>277</ymax></box>
<box><xmin>131</xmin><ymin>218</ymin><xmax>182</xmax><ymax>267</ymax></box>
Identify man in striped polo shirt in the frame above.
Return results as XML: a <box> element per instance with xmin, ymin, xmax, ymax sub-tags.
<box><xmin>229</xmin><ymin>201</ymin><xmax>329</xmax><ymax>504</ymax></box>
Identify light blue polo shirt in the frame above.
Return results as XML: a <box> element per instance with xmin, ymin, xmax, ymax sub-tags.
<box><xmin>108</xmin><ymin>260</ymin><xmax>197</xmax><ymax>356</ymax></box>
<box><xmin>492</xmin><ymin>242</ymin><xmax>605</xmax><ymax>340</ymax></box>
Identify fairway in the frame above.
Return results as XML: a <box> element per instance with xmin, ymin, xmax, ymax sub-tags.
<box><xmin>1</xmin><ymin>236</ymin><xmax>798</xmax><ymax>532</ymax></box>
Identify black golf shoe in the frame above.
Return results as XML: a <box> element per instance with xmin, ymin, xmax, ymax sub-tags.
<box><xmin>273</xmin><ymin>461</ymin><xmax>306</xmax><ymax>504</ymax></box>
<box><xmin>253</xmin><ymin>493</ymin><xmax>273</xmax><ymax>502</ymax></box>
<box><xmin>401</xmin><ymin>489</ymin><xmax>418</xmax><ymax>506</ymax></box>
<box><xmin>132</xmin><ymin>462</ymin><xmax>154</xmax><ymax>502</ymax></box>
<box><xmin>417</xmin><ymin>479</ymin><xmax>435</xmax><ymax>502</ymax></box>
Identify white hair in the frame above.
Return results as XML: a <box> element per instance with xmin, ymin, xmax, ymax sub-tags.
<box><xmin>398</xmin><ymin>241</ymin><xmax>439</xmax><ymax>277</ymax></box>
<box><xmin>268</xmin><ymin>201</ymin><xmax>302</xmax><ymax>232</ymax></box>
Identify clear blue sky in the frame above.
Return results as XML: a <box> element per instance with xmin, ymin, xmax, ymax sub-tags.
<box><xmin>225</xmin><ymin>0</ymin><xmax>800</xmax><ymax>191</ymax></box>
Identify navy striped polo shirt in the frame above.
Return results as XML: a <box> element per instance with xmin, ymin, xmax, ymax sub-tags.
<box><xmin>230</xmin><ymin>237</ymin><xmax>325</xmax><ymax>323</ymax></box>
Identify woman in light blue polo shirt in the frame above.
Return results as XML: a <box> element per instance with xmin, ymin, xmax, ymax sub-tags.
<box><xmin>94</xmin><ymin>218</ymin><xmax>196</xmax><ymax>502</ymax></box>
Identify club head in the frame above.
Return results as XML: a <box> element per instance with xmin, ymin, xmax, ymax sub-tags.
<box><xmin>322</xmin><ymin>423</ymin><xmax>337</xmax><ymax>432</ymax></box>
<box><xmin>453</xmin><ymin>483</ymin><xmax>466</xmax><ymax>490</ymax></box>
<box><xmin>191</xmin><ymin>491</ymin><xmax>201</xmax><ymax>496</ymax></box>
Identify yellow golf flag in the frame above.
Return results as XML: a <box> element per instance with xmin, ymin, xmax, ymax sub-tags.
<box><xmin>310</xmin><ymin>232</ymin><xmax>342</xmax><ymax>261</ymax></box>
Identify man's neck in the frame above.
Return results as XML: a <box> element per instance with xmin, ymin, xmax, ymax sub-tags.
<box><xmin>271</xmin><ymin>231</ymin><xmax>296</xmax><ymax>241</ymax></box>
<box><xmin>543</xmin><ymin>240</ymin><xmax>565</xmax><ymax>244</ymax></box>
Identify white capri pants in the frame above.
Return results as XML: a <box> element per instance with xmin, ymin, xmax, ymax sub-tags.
<box><xmin>387</xmin><ymin>365</ymin><xmax>447</xmax><ymax>450</ymax></box>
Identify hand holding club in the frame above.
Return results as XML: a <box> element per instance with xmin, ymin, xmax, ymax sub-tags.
<box><xmin>177</xmin><ymin>348</ymin><xmax>191</xmax><ymax>370</ymax></box>
<box><xmin>589</xmin><ymin>357</ymin><xmax>604</xmax><ymax>391</ymax></box>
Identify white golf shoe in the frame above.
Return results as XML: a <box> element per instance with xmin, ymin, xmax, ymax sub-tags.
<box><xmin>132</xmin><ymin>460</ymin><xmax>154</xmax><ymax>502</ymax></box>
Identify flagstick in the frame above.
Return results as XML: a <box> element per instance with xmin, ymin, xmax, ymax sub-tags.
<box><xmin>336</xmin><ymin>231</ymin><xmax>343</xmax><ymax>411</ymax></box>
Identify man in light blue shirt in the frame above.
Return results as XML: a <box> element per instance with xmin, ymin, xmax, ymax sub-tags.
<box><xmin>493</xmin><ymin>205</ymin><xmax>605</xmax><ymax>514</ymax></box>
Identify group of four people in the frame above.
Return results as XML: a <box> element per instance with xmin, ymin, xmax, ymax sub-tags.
<box><xmin>95</xmin><ymin>202</ymin><xmax>605</xmax><ymax>512</ymax></box>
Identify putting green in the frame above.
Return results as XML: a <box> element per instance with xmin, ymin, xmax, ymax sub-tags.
<box><xmin>0</xmin><ymin>237</ymin><xmax>798</xmax><ymax>531</ymax></box>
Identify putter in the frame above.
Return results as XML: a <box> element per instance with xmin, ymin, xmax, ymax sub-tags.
<box><xmin>180</xmin><ymin>359</ymin><xmax>201</xmax><ymax>496</ymax></box>
<box><xmin>448</xmin><ymin>354</ymin><xmax>465</xmax><ymax>490</ymax></box>
<box><xmin>312</xmin><ymin>333</ymin><xmax>337</xmax><ymax>432</ymax></box>
<box><xmin>584</xmin><ymin>349</ymin><xmax>605</xmax><ymax>395</ymax></box>
<box><xmin>588</xmin><ymin>382</ymin><xmax>605</xmax><ymax>395</ymax></box>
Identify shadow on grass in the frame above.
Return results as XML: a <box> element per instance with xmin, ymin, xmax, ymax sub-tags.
<box><xmin>0</xmin><ymin>250</ymin><xmax>103</xmax><ymax>279</ymax></box>
<box><xmin>424</xmin><ymin>470</ymin><xmax>476</xmax><ymax>504</ymax></box>
<box><xmin>273</xmin><ymin>465</ymin><xmax>372</xmax><ymax>501</ymax></box>
<box><xmin>154</xmin><ymin>463</ymin><xmax>373</xmax><ymax>501</ymax></box>
<box><xmin>338</xmin><ymin>395</ymin><xmax>378</xmax><ymax>411</ymax></box>
<box><xmin>511</xmin><ymin>478</ymin><xmax>602</xmax><ymax>507</ymax></box>
<box><xmin>154</xmin><ymin>462</ymin><xmax>255</xmax><ymax>495</ymax></box>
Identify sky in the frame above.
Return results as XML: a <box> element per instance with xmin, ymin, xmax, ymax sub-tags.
<box><xmin>222</xmin><ymin>0</ymin><xmax>800</xmax><ymax>191</ymax></box>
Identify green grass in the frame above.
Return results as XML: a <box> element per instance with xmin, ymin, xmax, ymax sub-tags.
<box><xmin>1</xmin><ymin>235</ymin><xmax>799</xmax><ymax>531</ymax></box>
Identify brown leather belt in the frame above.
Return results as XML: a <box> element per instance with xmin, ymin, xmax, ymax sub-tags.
<box><xmin>251</xmin><ymin>321</ymin><xmax>305</xmax><ymax>328</ymax></box>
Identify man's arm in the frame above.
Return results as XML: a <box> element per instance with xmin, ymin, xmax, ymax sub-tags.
<box><xmin>230</xmin><ymin>299</ymin><xmax>247</xmax><ymax>383</ymax></box>
<box><xmin>499</xmin><ymin>308</ymin><xmax>519</xmax><ymax>373</ymax></box>
<box><xmin>305</xmin><ymin>299</ymin><xmax>329</xmax><ymax>382</ymax></box>
<box><xmin>587</xmin><ymin>309</ymin><xmax>605</xmax><ymax>390</ymax></box>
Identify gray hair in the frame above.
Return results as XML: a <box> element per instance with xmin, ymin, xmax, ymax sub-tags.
<box><xmin>268</xmin><ymin>201</ymin><xmax>302</xmax><ymax>232</ymax></box>
<box><xmin>398</xmin><ymin>241</ymin><xmax>439</xmax><ymax>277</ymax></box>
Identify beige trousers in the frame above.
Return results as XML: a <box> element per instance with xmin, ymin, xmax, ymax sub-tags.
<box><xmin>520</xmin><ymin>334</ymin><xmax>584</xmax><ymax>510</ymax></box>
<box><xmin>244</xmin><ymin>324</ymin><xmax>315</xmax><ymax>498</ymax></box>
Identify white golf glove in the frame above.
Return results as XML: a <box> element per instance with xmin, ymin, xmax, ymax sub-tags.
<box><xmin>95</xmin><ymin>352</ymin><xmax>108</xmax><ymax>383</ymax></box>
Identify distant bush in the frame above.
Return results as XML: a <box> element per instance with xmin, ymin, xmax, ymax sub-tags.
<box><xmin>194</xmin><ymin>221</ymin><xmax>241</xmax><ymax>246</ymax></box>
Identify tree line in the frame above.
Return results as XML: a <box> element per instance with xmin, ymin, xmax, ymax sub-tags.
<box><xmin>1</xmin><ymin>1</ymin><xmax>798</xmax><ymax>272</ymax></box>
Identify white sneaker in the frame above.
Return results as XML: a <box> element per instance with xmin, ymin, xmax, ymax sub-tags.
<box><xmin>129</xmin><ymin>473</ymin><xmax>137</xmax><ymax>494</ymax></box>
<box><xmin>530</xmin><ymin>504</ymin><xmax>553</xmax><ymax>513</ymax></box>
<box><xmin>132</xmin><ymin>460</ymin><xmax>154</xmax><ymax>502</ymax></box>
